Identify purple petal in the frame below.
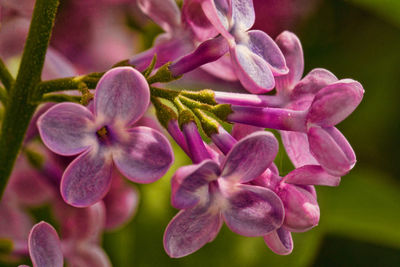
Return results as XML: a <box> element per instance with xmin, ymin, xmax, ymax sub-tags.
<box><xmin>284</xmin><ymin>165</ymin><xmax>341</xmax><ymax>187</ymax></box>
<box><xmin>94</xmin><ymin>67</ymin><xmax>150</xmax><ymax>126</ymax></box>
<box><xmin>221</xmin><ymin>131</ymin><xmax>278</xmax><ymax>183</ymax></box>
<box><xmin>263</xmin><ymin>227</ymin><xmax>293</xmax><ymax>255</ymax></box>
<box><xmin>183</xmin><ymin>122</ymin><xmax>212</xmax><ymax>163</ymax></box>
<box><xmin>277</xmin><ymin>183</ymin><xmax>319</xmax><ymax>232</ymax></box>
<box><xmin>182</xmin><ymin>0</ymin><xmax>219</xmax><ymax>42</ymax></box>
<box><xmin>66</xmin><ymin>245</ymin><xmax>111</xmax><ymax>267</ymax></box>
<box><xmin>61</xmin><ymin>149</ymin><xmax>113</xmax><ymax>207</ymax></box>
<box><xmin>137</xmin><ymin>0</ymin><xmax>181</xmax><ymax>33</ymax></box>
<box><xmin>201</xmin><ymin>0</ymin><xmax>233</xmax><ymax>41</ymax></box>
<box><xmin>28</xmin><ymin>222</ymin><xmax>63</xmax><ymax>267</ymax></box>
<box><xmin>0</xmin><ymin>200</ymin><xmax>32</xmax><ymax>241</ymax></box>
<box><xmin>37</xmin><ymin>103</ymin><xmax>95</xmax><ymax>156</ymax></box>
<box><xmin>222</xmin><ymin>184</ymin><xmax>284</xmax><ymax>236</ymax></box>
<box><xmin>201</xmin><ymin>54</ymin><xmax>238</xmax><ymax>81</ymax></box>
<box><xmin>163</xmin><ymin>203</ymin><xmax>223</xmax><ymax>258</ymax></box>
<box><xmin>231</xmin><ymin>123</ymin><xmax>263</xmax><ymax>140</ymax></box>
<box><xmin>285</xmin><ymin>165</ymin><xmax>341</xmax><ymax>187</ymax></box>
<box><xmin>275</xmin><ymin>31</ymin><xmax>304</xmax><ymax>91</ymax></box>
<box><xmin>291</xmin><ymin>68</ymin><xmax>338</xmax><ymax>99</ymax></box>
<box><xmin>113</xmin><ymin>126</ymin><xmax>173</xmax><ymax>183</ymax></box>
<box><xmin>171</xmin><ymin>160</ymin><xmax>220</xmax><ymax>209</ymax></box>
<box><xmin>104</xmin><ymin>175</ymin><xmax>139</xmax><ymax>230</ymax></box>
<box><xmin>308</xmin><ymin>126</ymin><xmax>356</xmax><ymax>176</ymax></box>
<box><xmin>280</xmin><ymin>130</ymin><xmax>318</xmax><ymax>168</ymax></box>
<box><xmin>244</xmin><ymin>30</ymin><xmax>288</xmax><ymax>75</ymax></box>
<box><xmin>230</xmin><ymin>44</ymin><xmax>275</xmax><ymax>93</ymax></box>
<box><xmin>61</xmin><ymin>202</ymin><xmax>106</xmax><ymax>242</ymax></box>
<box><xmin>307</xmin><ymin>79</ymin><xmax>364</xmax><ymax>127</ymax></box>
<box><xmin>231</xmin><ymin>0</ymin><xmax>255</xmax><ymax>31</ymax></box>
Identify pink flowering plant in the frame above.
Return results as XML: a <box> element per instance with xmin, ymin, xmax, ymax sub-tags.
<box><xmin>0</xmin><ymin>0</ymin><xmax>365</xmax><ymax>265</ymax></box>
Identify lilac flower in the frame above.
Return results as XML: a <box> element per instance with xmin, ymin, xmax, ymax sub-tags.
<box><xmin>200</xmin><ymin>0</ymin><xmax>288</xmax><ymax>93</ymax></box>
<box><xmin>37</xmin><ymin>67</ymin><xmax>174</xmax><ymax>207</ymax></box>
<box><xmin>227</xmin><ymin>78</ymin><xmax>363</xmax><ymax>176</ymax></box>
<box><xmin>164</xmin><ymin>132</ymin><xmax>284</xmax><ymax>257</ymax></box>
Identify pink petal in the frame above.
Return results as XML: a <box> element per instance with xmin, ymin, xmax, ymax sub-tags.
<box><xmin>308</xmin><ymin>126</ymin><xmax>356</xmax><ymax>176</ymax></box>
<box><xmin>280</xmin><ymin>130</ymin><xmax>318</xmax><ymax>168</ymax></box>
<box><xmin>61</xmin><ymin>149</ymin><xmax>113</xmax><ymax>207</ymax></box>
<box><xmin>37</xmin><ymin>103</ymin><xmax>95</xmax><ymax>156</ymax></box>
<box><xmin>66</xmin><ymin>245</ymin><xmax>111</xmax><ymax>267</ymax></box>
<box><xmin>222</xmin><ymin>184</ymin><xmax>284</xmax><ymax>236</ymax></box>
<box><xmin>277</xmin><ymin>183</ymin><xmax>319</xmax><ymax>232</ymax></box>
<box><xmin>104</xmin><ymin>175</ymin><xmax>139</xmax><ymax>230</ymax></box>
<box><xmin>42</xmin><ymin>47</ymin><xmax>77</xmax><ymax>80</ymax></box>
<box><xmin>230</xmin><ymin>44</ymin><xmax>275</xmax><ymax>93</ymax></box>
<box><xmin>182</xmin><ymin>0</ymin><xmax>219</xmax><ymax>41</ymax></box>
<box><xmin>94</xmin><ymin>67</ymin><xmax>150</xmax><ymax>126</ymax></box>
<box><xmin>263</xmin><ymin>227</ymin><xmax>293</xmax><ymax>255</ymax></box>
<box><xmin>137</xmin><ymin>0</ymin><xmax>181</xmax><ymax>33</ymax></box>
<box><xmin>60</xmin><ymin>202</ymin><xmax>106</xmax><ymax>242</ymax></box>
<box><xmin>231</xmin><ymin>123</ymin><xmax>263</xmax><ymax>140</ymax></box>
<box><xmin>28</xmin><ymin>222</ymin><xmax>63</xmax><ymax>267</ymax></box>
<box><xmin>275</xmin><ymin>31</ymin><xmax>304</xmax><ymax>91</ymax></box>
<box><xmin>221</xmin><ymin>131</ymin><xmax>278</xmax><ymax>183</ymax></box>
<box><xmin>231</xmin><ymin>0</ymin><xmax>255</xmax><ymax>31</ymax></box>
<box><xmin>284</xmin><ymin>165</ymin><xmax>341</xmax><ymax>187</ymax></box>
<box><xmin>171</xmin><ymin>160</ymin><xmax>220</xmax><ymax>209</ymax></box>
<box><xmin>245</xmin><ymin>30</ymin><xmax>288</xmax><ymax>75</ymax></box>
<box><xmin>201</xmin><ymin>0</ymin><xmax>233</xmax><ymax>41</ymax></box>
<box><xmin>291</xmin><ymin>68</ymin><xmax>338</xmax><ymax>99</ymax></box>
<box><xmin>113</xmin><ymin>126</ymin><xmax>173</xmax><ymax>183</ymax></box>
<box><xmin>307</xmin><ymin>79</ymin><xmax>364</xmax><ymax>127</ymax></box>
<box><xmin>163</xmin><ymin>204</ymin><xmax>223</xmax><ymax>258</ymax></box>
<box><xmin>201</xmin><ymin>54</ymin><xmax>238</xmax><ymax>81</ymax></box>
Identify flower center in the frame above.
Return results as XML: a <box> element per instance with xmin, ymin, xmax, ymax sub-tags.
<box><xmin>96</xmin><ymin>126</ymin><xmax>112</xmax><ymax>145</ymax></box>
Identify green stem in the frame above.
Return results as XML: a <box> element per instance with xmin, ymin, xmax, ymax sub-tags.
<box><xmin>40</xmin><ymin>94</ymin><xmax>81</xmax><ymax>103</ymax></box>
<box><xmin>0</xmin><ymin>0</ymin><xmax>59</xmax><ymax>199</ymax></box>
<box><xmin>0</xmin><ymin>58</ymin><xmax>15</xmax><ymax>91</ymax></box>
<box><xmin>37</xmin><ymin>72</ymin><xmax>104</xmax><ymax>94</ymax></box>
<box><xmin>0</xmin><ymin>87</ymin><xmax>7</xmax><ymax>105</ymax></box>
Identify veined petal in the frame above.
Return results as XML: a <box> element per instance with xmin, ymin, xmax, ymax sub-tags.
<box><xmin>231</xmin><ymin>0</ymin><xmax>255</xmax><ymax>31</ymax></box>
<box><xmin>104</xmin><ymin>176</ymin><xmax>139</xmax><ymax>230</ymax></box>
<box><xmin>182</xmin><ymin>0</ymin><xmax>219</xmax><ymax>41</ymax></box>
<box><xmin>230</xmin><ymin>44</ymin><xmax>275</xmax><ymax>93</ymax></box>
<box><xmin>163</xmin><ymin>203</ymin><xmax>223</xmax><ymax>258</ymax></box>
<box><xmin>61</xmin><ymin>149</ymin><xmax>113</xmax><ymax>207</ymax></box>
<box><xmin>137</xmin><ymin>0</ymin><xmax>181</xmax><ymax>33</ymax></box>
<box><xmin>221</xmin><ymin>131</ymin><xmax>278</xmax><ymax>183</ymax></box>
<box><xmin>291</xmin><ymin>68</ymin><xmax>338</xmax><ymax>99</ymax></box>
<box><xmin>263</xmin><ymin>227</ymin><xmax>293</xmax><ymax>255</ymax></box>
<box><xmin>94</xmin><ymin>67</ymin><xmax>150</xmax><ymax>126</ymax></box>
<box><xmin>202</xmin><ymin>0</ymin><xmax>233</xmax><ymax>41</ymax></box>
<box><xmin>275</xmin><ymin>31</ymin><xmax>304</xmax><ymax>92</ymax></box>
<box><xmin>201</xmin><ymin>54</ymin><xmax>238</xmax><ymax>81</ymax></box>
<box><xmin>66</xmin><ymin>245</ymin><xmax>111</xmax><ymax>267</ymax></box>
<box><xmin>278</xmin><ymin>183</ymin><xmax>319</xmax><ymax>232</ymax></box>
<box><xmin>245</xmin><ymin>30</ymin><xmax>288</xmax><ymax>75</ymax></box>
<box><xmin>172</xmin><ymin>160</ymin><xmax>220</xmax><ymax>209</ymax></box>
<box><xmin>307</xmin><ymin>79</ymin><xmax>364</xmax><ymax>127</ymax></box>
<box><xmin>222</xmin><ymin>184</ymin><xmax>284</xmax><ymax>236</ymax></box>
<box><xmin>231</xmin><ymin>123</ymin><xmax>263</xmax><ymax>140</ymax></box>
<box><xmin>280</xmin><ymin>130</ymin><xmax>318</xmax><ymax>168</ymax></box>
<box><xmin>113</xmin><ymin>126</ymin><xmax>173</xmax><ymax>183</ymax></box>
<box><xmin>284</xmin><ymin>165</ymin><xmax>341</xmax><ymax>187</ymax></box>
<box><xmin>37</xmin><ymin>103</ymin><xmax>95</xmax><ymax>156</ymax></box>
<box><xmin>28</xmin><ymin>222</ymin><xmax>63</xmax><ymax>267</ymax></box>
<box><xmin>308</xmin><ymin>126</ymin><xmax>355</xmax><ymax>176</ymax></box>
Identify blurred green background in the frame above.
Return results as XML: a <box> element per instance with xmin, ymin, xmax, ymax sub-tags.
<box><xmin>102</xmin><ymin>0</ymin><xmax>400</xmax><ymax>266</ymax></box>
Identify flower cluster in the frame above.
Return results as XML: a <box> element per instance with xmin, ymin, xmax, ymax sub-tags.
<box><xmin>0</xmin><ymin>0</ymin><xmax>364</xmax><ymax>265</ymax></box>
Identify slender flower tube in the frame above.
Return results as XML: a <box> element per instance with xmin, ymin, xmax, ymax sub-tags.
<box><xmin>37</xmin><ymin>67</ymin><xmax>174</xmax><ymax>207</ymax></box>
<box><xmin>164</xmin><ymin>132</ymin><xmax>284</xmax><ymax>257</ymax></box>
<box><xmin>210</xmin><ymin>126</ymin><xmax>237</xmax><ymax>155</ymax></box>
<box><xmin>182</xmin><ymin>122</ymin><xmax>212</xmax><ymax>163</ymax></box>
